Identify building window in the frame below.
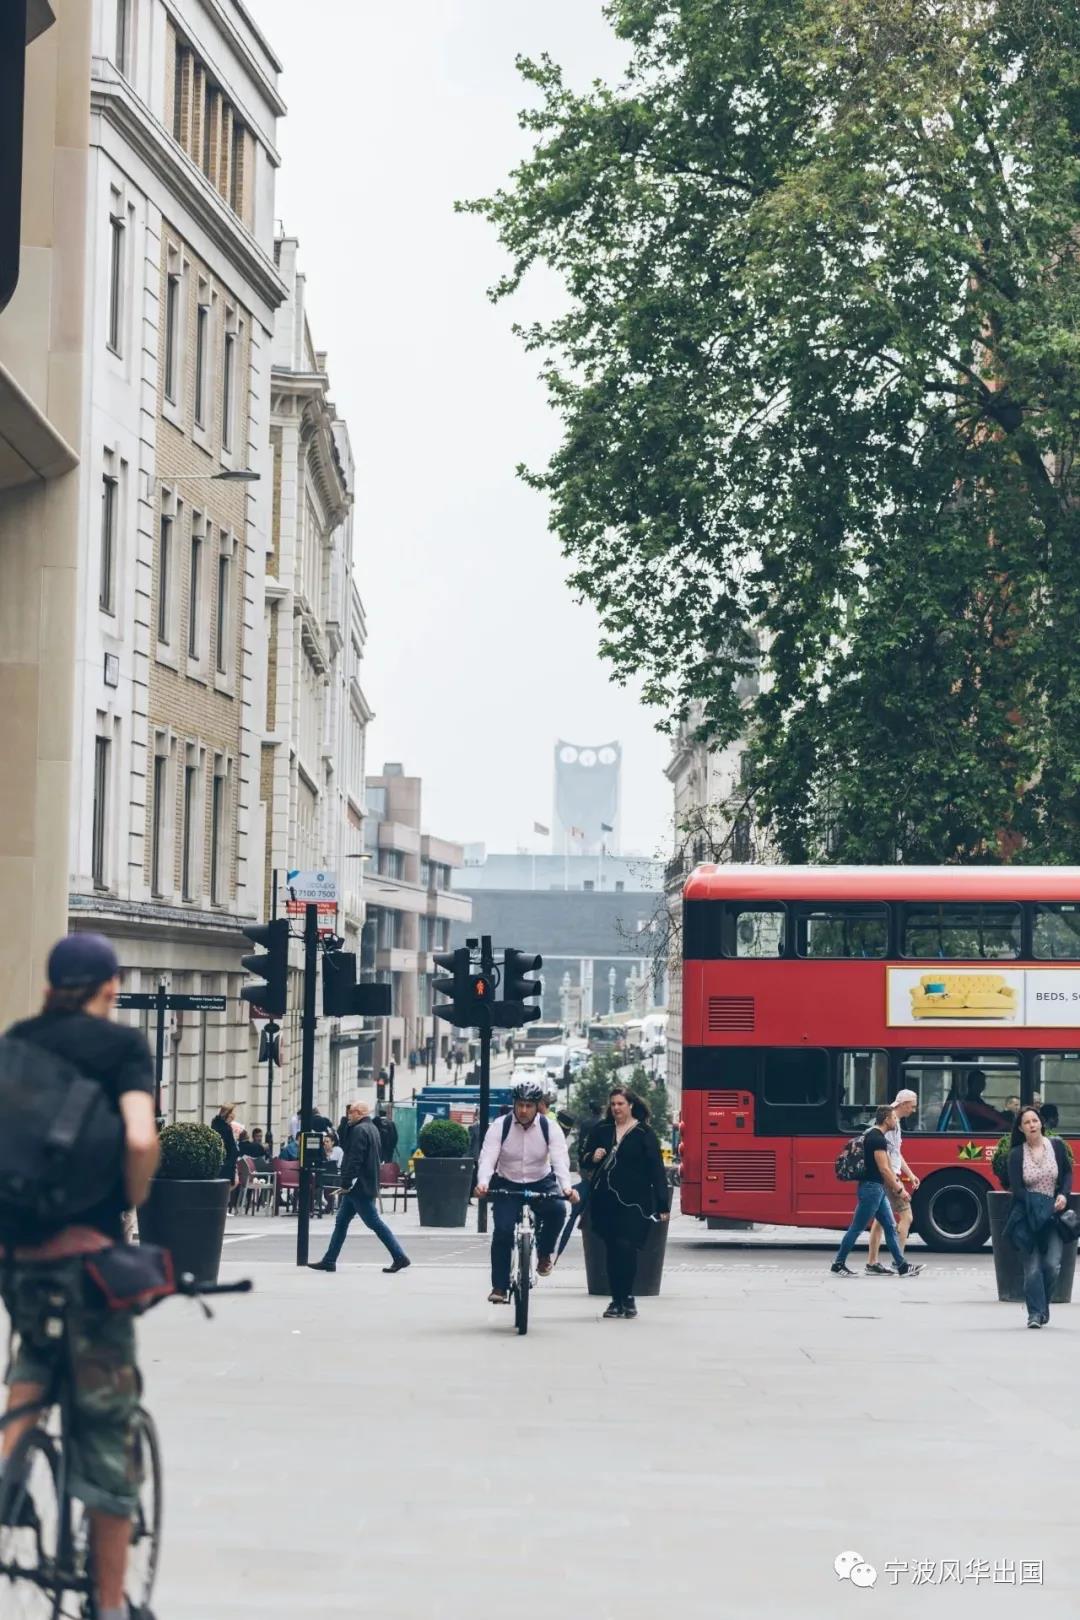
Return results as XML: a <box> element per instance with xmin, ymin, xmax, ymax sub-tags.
<box><xmin>222</xmin><ymin>328</ymin><xmax>236</xmax><ymax>450</ymax></box>
<box><xmin>157</xmin><ymin>512</ymin><xmax>172</xmax><ymax>643</ymax></box>
<box><xmin>230</xmin><ymin>121</ymin><xmax>246</xmax><ymax>215</ymax></box>
<box><xmin>115</xmin><ymin>0</ymin><xmax>130</xmax><ymax>74</ymax></box>
<box><xmin>107</xmin><ymin>209</ymin><xmax>124</xmax><ymax>353</ymax></box>
<box><xmin>210</xmin><ymin>764</ymin><xmax>225</xmax><ymax>903</ymax></box>
<box><xmin>194</xmin><ymin>299</ymin><xmax>209</xmax><ymax>427</ymax></box>
<box><xmin>215</xmin><ymin>548</ymin><xmax>230</xmax><ymax>673</ymax></box>
<box><xmin>92</xmin><ymin>735</ymin><xmax>109</xmax><ymax>887</ymax></box>
<box><xmin>182</xmin><ymin>760</ymin><xmax>197</xmax><ymax>900</ymax></box>
<box><xmin>188</xmin><ymin>529</ymin><xmax>202</xmax><ymax>658</ymax></box>
<box><xmin>164</xmin><ymin>272</ymin><xmax>180</xmax><ymax>401</ymax></box>
<box><xmin>151</xmin><ymin>754</ymin><xmax>167</xmax><ymax>895</ymax></box>
<box><xmin>100</xmin><ymin>472</ymin><xmax>117</xmax><ymax>613</ymax></box>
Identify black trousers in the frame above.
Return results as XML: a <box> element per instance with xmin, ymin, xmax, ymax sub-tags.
<box><xmin>605</xmin><ymin>1234</ymin><xmax>638</xmax><ymax>1301</ymax></box>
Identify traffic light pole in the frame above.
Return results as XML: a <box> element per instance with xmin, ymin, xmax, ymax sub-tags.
<box><xmin>296</xmin><ymin>902</ymin><xmax>319</xmax><ymax>1268</ymax></box>
<box><xmin>476</xmin><ymin>1021</ymin><xmax>491</xmax><ymax>1235</ymax></box>
<box><xmin>153</xmin><ymin>978</ymin><xmax>167</xmax><ymax>1121</ymax></box>
<box><xmin>265</xmin><ymin>868</ymin><xmax>278</xmax><ymax>1145</ymax></box>
<box><xmin>476</xmin><ymin>935</ymin><xmax>494</xmax><ymax>1236</ymax></box>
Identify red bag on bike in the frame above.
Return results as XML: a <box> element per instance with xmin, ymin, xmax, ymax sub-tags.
<box><xmin>83</xmin><ymin>1243</ymin><xmax>175</xmax><ymax>1312</ymax></box>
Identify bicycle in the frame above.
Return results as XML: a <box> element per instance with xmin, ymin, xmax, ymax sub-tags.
<box><xmin>489</xmin><ymin>1188</ymin><xmax>563</xmax><ymax>1336</ymax></box>
<box><xmin>0</xmin><ymin>1271</ymin><xmax>251</xmax><ymax>1617</ymax></box>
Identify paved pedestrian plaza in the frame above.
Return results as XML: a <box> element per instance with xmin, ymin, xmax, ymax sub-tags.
<box><xmin>99</xmin><ymin>1210</ymin><xmax>1074</xmax><ymax>1619</ymax></box>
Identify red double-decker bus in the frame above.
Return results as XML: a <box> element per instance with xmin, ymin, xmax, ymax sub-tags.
<box><xmin>679</xmin><ymin>866</ymin><xmax>1080</xmax><ymax>1250</ymax></box>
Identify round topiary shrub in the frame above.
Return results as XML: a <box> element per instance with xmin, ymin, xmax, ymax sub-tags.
<box><xmin>417</xmin><ymin>1118</ymin><xmax>470</xmax><ymax>1159</ymax></box>
<box><xmin>157</xmin><ymin>1122</ymin><xmax>226</xmax><ymax>1180</ymax></box>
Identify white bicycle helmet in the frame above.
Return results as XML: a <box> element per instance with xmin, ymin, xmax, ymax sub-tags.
<box><xmin>511</xmin><ymin>1077</ymin><xmax>547</xmax><ymax>1103</ymax></box>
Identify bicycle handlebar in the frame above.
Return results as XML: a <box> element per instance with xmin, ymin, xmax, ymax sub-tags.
<box><xmin>485</xmin><ymin>1187</ymin><xmax>563</xmax><ymax>1201</ymax></box>
<box><xmin>176</xmin><ymin>1275</ymin><xmax>253</xmax><ymax>1297</ymax></box>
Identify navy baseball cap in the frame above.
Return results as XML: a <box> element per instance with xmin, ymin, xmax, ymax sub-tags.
<box><xmin>47</xmin><ymin>933</ymin><xmax>120</xmax><ymax>990</ymax></box>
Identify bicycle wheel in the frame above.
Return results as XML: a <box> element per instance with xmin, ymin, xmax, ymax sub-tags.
<box><xmin>0</xmin><ymin>1429</ymin><xmax>67</xmax><ymax>1619</ymax></box>
<box><xmin>125</xmin><ymin>1408</ymin><xmax>163</xmax><ymax>1612</ymax></box>
<box><xmin>514</xmin><ymin>1231</ymin><xmax>533</xmax><ymax>1336</ymax></box>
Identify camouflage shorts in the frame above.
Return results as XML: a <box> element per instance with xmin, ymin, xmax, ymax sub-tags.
<box><xmin>2</xmin><ymin>1258</ymin><xmax>142</xmax><ymax>1517</ymax></box>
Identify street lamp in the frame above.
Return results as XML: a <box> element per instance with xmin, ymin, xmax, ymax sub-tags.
<box><xmin>173</xmin><ymin>469</ymin><xmax>261</xmax><ymax>483</ymax></box>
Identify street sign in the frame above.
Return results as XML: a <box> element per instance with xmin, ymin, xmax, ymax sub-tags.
<box><xmin>117</xmin><ymin>992</ymin><xmax>226</xmax><ymax>1013</ymax></box>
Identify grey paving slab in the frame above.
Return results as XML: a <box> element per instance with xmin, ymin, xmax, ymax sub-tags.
<box><xmin>4</xmin><ymin>1224</ymin><xmax>1073</xmax><ymax>1619</ymax></box>
<box><xmin>129</xmin><ymin>1241</ymin><xmax>1074</xmax><ymax>1619</ymax></box>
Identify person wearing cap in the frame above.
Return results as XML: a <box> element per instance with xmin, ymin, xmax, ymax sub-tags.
<box><xmin>0</xmin><ymin>934</ymin><xmax>159</xmax><ymax>1620</ymax></box>
<box><xmin>865</xmin><ymin>1090</ymin><xmax>920</xmax><ymax>1274</ymax></box>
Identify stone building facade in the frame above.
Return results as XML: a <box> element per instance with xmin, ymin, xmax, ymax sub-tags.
<box><xmin>259</xmin><ymin>234</ymin><xmax>372</xmax><ymax>1130</ymax></box>
<box><xmin>0</xmin><ymin>0</ymin><xmax>87</xmax><ymax>1028</ymax></box>
<box><xmin>67</xmin><ymin>0</ymin><xmax>286</xmax><ymax>1121</ymax></box>
<box><xmin>361</xmin><ymin>766</ymin><xmax>472</xmax><ymax>1087</ymax></box>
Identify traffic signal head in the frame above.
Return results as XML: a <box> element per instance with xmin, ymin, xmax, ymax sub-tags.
<box><xmin>502</xmin><ymin>948</ymin><xmax>543</xmax><ymax>1022</ymax></box>
<box><xmin>323</xmin><ymin>950</ymin><xmax>393</xmax><ymax>1018</ymax></box>
<box><xmin>432</xmin><ymin>947</ymin><xmax>474</xmax><ymax>1027</ymax></box>
<box><xmin>239</xmin><ymin>917</ymin><xmax>289</xmax><ymax>1018</ymax></box>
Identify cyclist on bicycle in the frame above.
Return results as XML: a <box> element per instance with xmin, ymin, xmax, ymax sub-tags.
<box><xmin>0</xmin><ymin>934</ymin><xmax>159</xmax><ymax>1620</ymax></box>
<box><xmin>475</xmin><ymin>1079</ymin><xmax>577</xmax><ymax>1304</ymax></box>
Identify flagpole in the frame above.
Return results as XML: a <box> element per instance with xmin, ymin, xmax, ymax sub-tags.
<box><xmin>564</xmin><ymin>829</ymin><xmax>569</xmax><ymax>892</ymax></box>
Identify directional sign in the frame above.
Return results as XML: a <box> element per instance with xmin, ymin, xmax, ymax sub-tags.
<box><xmin>116</xmin><ymin>993</ymin><xmax>226</xmax><ymax>1013</ymax></box>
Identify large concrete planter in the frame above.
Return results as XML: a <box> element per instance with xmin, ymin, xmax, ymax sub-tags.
<box><xmin>413</xmin><ymin>1157</ymin><xmax>474</xmax><ymax>1227</ymax></box>
<box><xmin>988</xmin><ymin>1190</ymin><xmax>1079</xmax><ymax>1304</ymax></box>
<box><xmin>138</xmin><ymin>1178</ymin><xmax>230</xmax><ymax>1285</ymax></box>
<box><xmin>580</xmin><ymin>1208</ymin><xmax>670</xmax><ymax>1297</ymax></box>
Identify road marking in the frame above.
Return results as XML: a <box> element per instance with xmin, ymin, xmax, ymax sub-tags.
<box><xmin>222</xmin><ymin>1231</ymin><xmax>281</xmax><ymax>1245</ymax></box>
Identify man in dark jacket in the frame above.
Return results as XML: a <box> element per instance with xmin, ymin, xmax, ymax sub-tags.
<box><xmin>307</xmin><ymin>1102</ymin><xmax>410</xmax><ymax>1274</ymax></box>
<box><xmin>375</xmin><ymin>1106</ymin><xmax>398</xmax><ymax>1164</ymax></box>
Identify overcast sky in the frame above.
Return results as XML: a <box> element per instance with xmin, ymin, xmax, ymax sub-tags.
<box><xmin>248</xmin><ymin>1</ymin><xmax>672</xmax><ymax>858</ymax></box>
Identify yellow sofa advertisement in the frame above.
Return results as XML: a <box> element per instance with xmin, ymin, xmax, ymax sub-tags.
<box><xmin>887</xmin><ymin>968</ymin><xmax>1080</xmax><ymax>1027</ymax></box>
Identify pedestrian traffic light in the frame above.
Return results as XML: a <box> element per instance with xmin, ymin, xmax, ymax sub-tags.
<box><xmin>239</xmin><ymin>917</ymin><xmax>290</xmax><ymax>1017</ymax></box>
<box><xmin>491</xmin><ymin>947</ymin><xmax>543</xmax><ymax>1028</ymax></box>
<box><xmin>322</xmin><ymin>949</ymin><xmax>392</xmax><ymax>1018</ymax></box>
<box><xmin>433</xmin><ymin>947</ymin><xmax>494</xmax><ymax>1027</ymax></box>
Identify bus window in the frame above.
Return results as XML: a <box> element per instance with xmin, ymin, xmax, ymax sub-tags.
<box><xmin>838</xmin><ymin>1051</ymin><xmax>890</xmax><ymax>1131</ymax></box>
<box><xmin>1034</xmin><ymin>1054</ymin><xmax>1080</xmax><ymax>1133</ymax></box>
<box><xmin>762</xmin><ymin>1049</ymin><xmax>827</xmax><ymax>1107</ymax></box>
<box><xmin>726</xmin><ymin>905</ymin><xmax>786</xmax><ymax>958</ymax></box>
<box><xmin>901</xmin><ymin>904</ymin><xmax>1021</xmax><ymax>960</ymax></box>
<box><xmin>1033</xmin><ymin>905</ymin><xmax>1080</xmax><ymax>961</ymax></box>
<box><xmin>900</xmin><ymin>1054</ymin><xmax>1019</xmax><ymax>1133</ymax></box>
<box><xmin>795</xmin><ymin>905</ymin><xmax>888</xmax><ymax>959</ymax></box>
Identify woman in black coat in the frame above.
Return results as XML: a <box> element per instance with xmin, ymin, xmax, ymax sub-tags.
<box><xmin>585</xmin><ymin>1086</ymin><xmax>670</xmax><ymax>1319</ymax></box>
<box><xmin>1005</xmin><ymin>1105</ymin><xmax>1072</xmax><ymax>1329</ymax></box>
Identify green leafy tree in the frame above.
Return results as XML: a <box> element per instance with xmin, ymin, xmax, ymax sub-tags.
<box><xmin>463</xmin><ymin>1</ymin><xmax>1080</xmax><ymax>862</ymax></box>
<box><xmin>570</xmin><ymin>1051</ymin><xmax>672</xmax><ymax>1145</ymax></box>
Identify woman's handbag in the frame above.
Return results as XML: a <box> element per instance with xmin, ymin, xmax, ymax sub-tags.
<box><xmin>1055</xmin><ymin>1207</ymin><xmax>1080</xmax><ymax>1241</ymax></box>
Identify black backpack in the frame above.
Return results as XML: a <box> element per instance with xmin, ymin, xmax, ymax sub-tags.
<box><xmin>834</xmin><ymin>1133</ymin><xmax>868</xmax><ymax>1183</ymax></box>
<box><xmin>0</xmin><ymin>1036</ymin><xmax>125</xmax><ymax>1244</ymax></box>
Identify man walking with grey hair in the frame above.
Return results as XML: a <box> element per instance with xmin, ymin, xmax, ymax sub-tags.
<box><xmin>866</xmin><ymin>1090</ymin><xmax>920</xmax><ymax>1274</ymax></box>
<box><xmin>308</xmin><ymin>1101</ymin><xmax>410</xmax><ymax>1274</ymax></box>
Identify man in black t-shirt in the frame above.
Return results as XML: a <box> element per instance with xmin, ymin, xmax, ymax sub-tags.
<box><xmin>1</xmin><ymin>934</ymin><xmax>159</xmax><ymax>1620</ymax></box>
<box><xmin>830</xmin><ymin>1104</ymin><xmax>924</xmax><ymax>1279</ymax></box>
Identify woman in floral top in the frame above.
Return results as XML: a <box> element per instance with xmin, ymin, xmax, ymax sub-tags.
<box><xmin>1006</xmin><ymin>1107</ymin><xmax>1072</xmax><ymax>1329</ymax></box>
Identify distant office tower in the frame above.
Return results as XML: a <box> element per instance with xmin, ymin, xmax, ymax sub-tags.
<box><xmin>553</xmin><ymin>741</ymin><xmax>621</xmax><ymax>856</ymax></box>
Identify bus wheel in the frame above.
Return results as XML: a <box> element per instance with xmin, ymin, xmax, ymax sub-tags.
<box><xmin>912</xmin><ymin>1173</ymin><xmax>989</xmax><ymax>1252</ymax></box>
